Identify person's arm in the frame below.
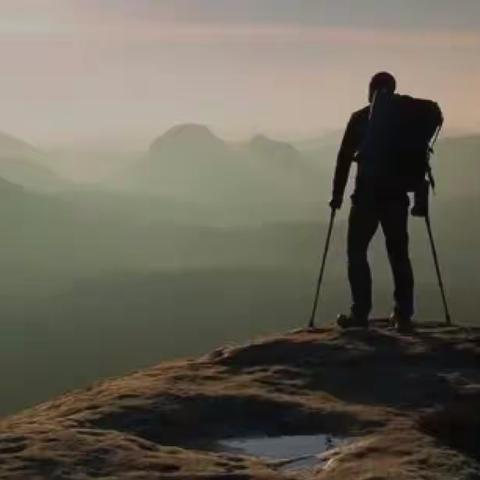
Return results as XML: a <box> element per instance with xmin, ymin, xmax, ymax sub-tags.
<box><xmin>330</xmin><ymin>114</ymin><xmax>360</xmax><ymax>209</ymax></box>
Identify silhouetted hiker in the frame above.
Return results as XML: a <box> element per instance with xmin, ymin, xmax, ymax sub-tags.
<box><xmin>329</xmin><ymin>72</ymin><xmax>442</xmax><ymax>333</ymax></box>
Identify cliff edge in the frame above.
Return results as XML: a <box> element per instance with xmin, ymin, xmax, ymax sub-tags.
<box><xmin>1</xmin><ymin>321</ymin><xmax>480</xmax><ymax>479</ymax></box>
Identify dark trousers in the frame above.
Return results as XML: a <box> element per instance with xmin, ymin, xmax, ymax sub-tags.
<box><xmin>347</xmin><ymin>197</ymin><xmax>414</xmax><ymax>319</ymax></box>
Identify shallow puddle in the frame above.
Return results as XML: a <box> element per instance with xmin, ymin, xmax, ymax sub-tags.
<box><xmin>216</xmin><ymin>433</ymin><xmax>343</xmax><ymax>470</ymax></box>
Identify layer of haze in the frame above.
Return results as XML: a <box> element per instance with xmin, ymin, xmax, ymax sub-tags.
<box><xmin>1</xmin><ymin>0</ymin><xmax>479</xmax><ymax>147</ymax></box>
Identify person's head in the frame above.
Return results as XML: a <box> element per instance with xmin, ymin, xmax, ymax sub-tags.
<box><xmin>368</xmin><ymin>72</ymin><xmax>396</xmax><ymax>103</ymax></box>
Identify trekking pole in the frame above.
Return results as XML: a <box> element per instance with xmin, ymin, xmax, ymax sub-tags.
<box><xmin>425</xmin><ymin>213</ymin><xmax>452</xmax><ymax>325</ymax></box>
<box><xmin>308</xmin><ymin>208</ymin><xmax>337</xmax><ymax>329</ymax></box>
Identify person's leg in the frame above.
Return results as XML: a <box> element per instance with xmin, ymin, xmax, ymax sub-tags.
<box><xmin>347</xmin><ymin>203</ymin><xmax>380</xmax><ymax>320</ymax></box>
<box><xmin>380</xmin><ymin>199</ymin><xmax>414</xmax><ymax>319</ymax></box>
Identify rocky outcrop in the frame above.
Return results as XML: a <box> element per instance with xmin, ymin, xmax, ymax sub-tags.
<box><xmin>1</xmin><ymin>322</ymin><xmax>479</xmax><ymax>479</ymax></box>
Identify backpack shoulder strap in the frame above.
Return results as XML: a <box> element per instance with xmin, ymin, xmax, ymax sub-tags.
<box><xmin>427</xmin><ymin>103</ymin><xmax>444</xmax><ymax>192</ymax></box>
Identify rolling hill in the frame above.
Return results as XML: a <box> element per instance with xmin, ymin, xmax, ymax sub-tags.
<box><xmin>0</xmin><ymin>131</ymin><xmax>63</xmax><ymax>192</ymax></box>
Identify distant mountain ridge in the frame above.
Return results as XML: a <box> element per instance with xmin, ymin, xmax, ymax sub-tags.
<box><xmin>0</xmin><ymin>131</ymin><xmax>42</xmax><ymax>158</ymax></box>
<box><xmin>0</xmin><ymin>131</ymin><xmax>62</xmax><ymax>192</ymax></box>
<box><xmin>149</xmin><ymin>124</ymin><xmax>302</xmax><ymax>159</ymax></box>
<box><xmin>111</xmin><ymin>124</ymin><xmax>480</xmax><ymax>205</ymax></box>
<box><xmin>247</xmin><ymin>134</ymin><xmax>302</xmax><ymax>165</ymax></box>
<box><xmin>113</xmin><ymin>124</ymin><xmax>318</xmax><ymax>203</ymax></box>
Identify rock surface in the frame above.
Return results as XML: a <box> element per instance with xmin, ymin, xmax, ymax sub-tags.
<box><xmin>1</xmin><ymin>321</ymin><xmax>480</xmax><ymax>479</ymax></box>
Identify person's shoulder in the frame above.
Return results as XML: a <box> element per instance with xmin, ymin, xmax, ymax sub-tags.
<box><xmin>349</xmin><ymin>106</ymin><xmax>369</xmax><ymax>124</ymax></box>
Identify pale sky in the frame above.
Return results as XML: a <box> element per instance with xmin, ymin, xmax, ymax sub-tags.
<box><xmin>1</xmin><ymin>0</ymin><xmax>479</xmax><ymax>146</ymax></box>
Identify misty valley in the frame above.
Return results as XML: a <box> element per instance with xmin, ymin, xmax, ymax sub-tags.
<box><xmin>0</xmin><ymin>126</ymin><xmax>478</xmax><ymax>417</ymax></box>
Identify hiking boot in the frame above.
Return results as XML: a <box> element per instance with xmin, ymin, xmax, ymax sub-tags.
<box><xmin>337</xmin><ymin>314</ymin><xmax>368</xmax><ymax>329</ymax></box>
<box><xmin>390</xmin><ymin>312</ymin><xmax>415</xmax><ymax>334</ymax></box>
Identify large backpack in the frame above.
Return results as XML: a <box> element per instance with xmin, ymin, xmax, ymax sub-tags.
<box><xmin>359</xmin><ymin>92</ymin><xmax>443</xmax><ymax>192</ymax></box>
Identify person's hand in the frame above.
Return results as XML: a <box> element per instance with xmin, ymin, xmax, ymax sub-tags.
<box><xmin>329</xmin><ymin>196</ymin><xmax>343</xmax><ymax>210</ymax></box>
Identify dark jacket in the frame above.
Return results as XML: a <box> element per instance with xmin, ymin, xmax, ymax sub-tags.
<box><xmin>332</xmin><ymin>99</ymin><xmax>411</xmax><ymax>204</ymax></box>
<box><xmin>332</xmin><ymin>106</ymin><xmax>369</xmax><ymax>201</ymax></box>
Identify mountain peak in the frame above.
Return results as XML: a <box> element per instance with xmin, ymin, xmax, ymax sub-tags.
<box><xmin>248</xmin><ymin>134</ymin><xmax>300</xmax><ymax>160</ymax></box>
<box><xmin>250</xmin><ymin>133</ymin><xmax>287</xmax><ymax>147</ymax></box>
<box><xmin>164</xmin><ymin>123</ymin><xmax>214</xmax><ymax>136</ymax></box>
<box><xmin>149</xmin><ymin>124</ymin><xmax>224</xmax><ymax>154</ymax></box>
